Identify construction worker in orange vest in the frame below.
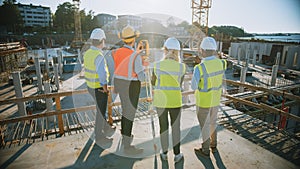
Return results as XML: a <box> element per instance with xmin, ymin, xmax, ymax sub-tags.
<box><xmin>191</xmin><ymin>37</ymin><xmax>227</xmax><ymax>158</ymax></box>
<box><xmin>112</xmin><ymin>25</ymin><xmax>146</xmax><ymax>155</ymax></box>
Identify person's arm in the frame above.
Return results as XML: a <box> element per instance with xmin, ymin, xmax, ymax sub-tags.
<box><xmin>134</xmin><ymin>54</ymin><xmax>146</xmax><ymax>81</ymax></box>
<box><xmin>191</xmin><ymin>66</ymin><xmax>200</xmax><ymax>90</ymax></box>
<box><xmin>180</xmin><ymin>63</ymin><xmax>187</xmax><ymax>86</ymax></box>
<box><xmin>104</xmin><ymin>50</ymin><xmax>115</xmax><ymax>86</ymax></box>
<box><xmin>95</xmin><ymin>55</ymin><xmax>108</xmax><ymax>92</ymax></box>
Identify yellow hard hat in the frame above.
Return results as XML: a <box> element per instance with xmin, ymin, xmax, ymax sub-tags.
<box><xmin>118</xmin><ymin>25</ymin><xmax>140</xmax><ymax>43</ymax></box>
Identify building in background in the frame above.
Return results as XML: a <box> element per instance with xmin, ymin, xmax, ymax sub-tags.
<box><xmin>94</xmin><ymin>13</ymin><xmax>116</xmax><ymax>28</ymax></box>
<box><xmin>16</xmin><ymin>3</ymin><xmax>51</xmax><ymax>27</ymax></box>
<box><xmin>118</xmin><ymin>15</ymin><xmax>142</xmax><ymax>30</ymax></box>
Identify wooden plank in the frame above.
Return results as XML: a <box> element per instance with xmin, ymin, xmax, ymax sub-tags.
<box><xmin>223</xmin><ymin>94</ymin><xmax>300</xmax><ymax>122</ymax></box>
<box><xmin>107</xmin><ymin>92</ymin><xmax>113</xmax><ymax>125</ymax></box>
<box><xmin>0</xmin><ymin>105</ymin><xmax>96</xmax><ymax>125</ymax></box>
<box><xmin>55</xmin><ymin>96</ymin><xmax>64</xmax><ymax>136</ymax></box>
<box><xmin>224</xmin><ymin>79</ymin><xmax>300</xmax><ymax>102</ymax></box>
<box><xmin>0</xmin><ymin>89</ymin><xmax>88</xmax><ymax>106</ymax></box>
<box><xmin>0</xmin><ymin>47</ymin><xmax>27</xmax><ymax>56</ymax></box>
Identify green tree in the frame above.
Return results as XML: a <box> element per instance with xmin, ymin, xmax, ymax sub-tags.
<box><xmin>0</xmin><ymin>0</ymin><xmax>23</xmax><ymax>34</ymax></box>
<box><xmin>53</xmin><ymin>2</ymin><xmax>75</xmax><ymax>33</ymax></box>
<box><xmin>208</xmin><ymin>25</ymin><xmax>252</xmax><ymax>39</ymax></box>
<box><xmin>80</xmin><ymin>10</ymin><xmax>94</xmax><ymax>34</ymax></box>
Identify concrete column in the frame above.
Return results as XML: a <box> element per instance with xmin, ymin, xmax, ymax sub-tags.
<box><xmin>57</xmin><ymin>49</ymin><xmax>63</xmax><ymax>76</ymax></box>
<box><xmin>34</xmin><ymin>57</ymin><xmax>43</xmax><ymax>91</ymax></box>
<box><xmin>44</xmin><ymin>82</ymin><xmax>52</xmax><ymax>111</ymax></box>
<box><xmin>270</xmin><ymin>65</ymin><xmax>279</xmax><ymax>86</ymax></box>
<box><xmin>44</xmin><ymin>49</ymin><xmax>49</xmax><ymax>78</ymax></box>
<box><xmin>54</xmin><ymin>64</ymin><xmax>60</xmax><ymax>90</ymax></box>
<box><xmin>245</xmin><ymin>45</ymin><xmax>250</xmax><ymax>68</ymax></box>
<box><xmin>275</xmin><ymin>52</ymin><xmax>281</xmax><ymax>65</ymax></box>
<box><xmin>219</xmin><ymin>41</ymin><xmax>223</xmax><ymax>53</ymax></box>
<box><xmin>253</xmin><ymin>49</ymin><xmax>258</xmax><ymax>67</ymax></box>
<box><xmin>77</xmin><ymin>48</ymin><xmax>82</xmax><ymax>64</ymax></box>
<box><xmin>239</xmin><ymin>67</ymin><xmax>247</xmax><ymax>93</ymax></box>
<box><xmin>271</xmin><ymin>52</ymin><xmax>281</xmax><ymax>86</ymax></box>
<box><xmin>258</xmin><ymin>44</ymin><xmax>264</xmax><ymax>63</ymax></box>
<box><xmin>228</xmin><ymin>47</ymin><xmax>232</xmax><ymax>57</ymax></box>
<box><xmin>12</xmin><ymin>72</ymin><xmax>26</xmax><ymax>116</ymax></box>
<box><xmin>44</xmin><ymin>82</ymin><xmax>53</xmax><ymax>130</ymax></box>
<box><xmin>259</xmin><ymin>43</ymin><xmax>268</xmax><ymax>63</ymax></box>
<box><xmin>237</xmin><ymin>47</ymin><xmax>242</xmax><ymax>65</ymax></box>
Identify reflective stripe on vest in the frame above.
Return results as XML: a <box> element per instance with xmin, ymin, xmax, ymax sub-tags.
<box><xmin>155</xmin><ymin>62</ymin><xmax>183</xmax><ymax>90</ymax></box>
<box><xmin>114</xmin><ymin>49</ymin><xmax>138</xmax><ymax>81</ymax></box>
<box><xmin>84</xmin><ymin>68</ymin><xmax>97</xmax><ymax>74</ymax></box>
<box><xmin>84</xmin><ymin>49</ymin><xmax>102</xmax><ymax>88</ymax></box>
<box><xmin>195</xmin><ymin>58</ymin><xmax>226</xmax><ymax>108</ymax></box>
<box><xmin>153</xmin><ymin>60</ymin><xmax>185</xmax><ymax>108</ymax></box>
<box><xmin>198</xmin><ymin>63</ymin><xmax>224</xmax><ymax>92</ymax></box>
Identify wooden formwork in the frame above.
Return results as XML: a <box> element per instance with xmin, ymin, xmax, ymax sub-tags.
<box><xmin>0</xmin><ymin>80</ymin><xmax>299</xmax><ymax>152</ymax></box>
<box><xmin>0</xmin><ymin>42</ymin><xmax>27</xmax><ymax>83</ymax></box>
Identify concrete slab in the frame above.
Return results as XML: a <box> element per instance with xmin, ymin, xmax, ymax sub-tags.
<box><xmin>0</xmin><ymin>109</ymin><xmax>298</xmax><ymax>169</ymax></box>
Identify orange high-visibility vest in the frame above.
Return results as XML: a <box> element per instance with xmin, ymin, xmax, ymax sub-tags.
<box><xmin>113</xmin><ymin>47</ymin><xmax>138</xmax><ymax>80</ymax></box>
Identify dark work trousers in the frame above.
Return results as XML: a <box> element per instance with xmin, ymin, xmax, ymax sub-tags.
<box><xmin>87</xmin><ymin>87</ymin><xmax>108</xmax><ymax>139</ymax></box>
<box><xmin>114</xmin><ymin>78</ymin><xmax>141</xmax><ymax>137</ymax></box>
<box><xmin>157</xmin><ymin>107</ymin><xmax>181</xmax><ymax>155</ymax></box>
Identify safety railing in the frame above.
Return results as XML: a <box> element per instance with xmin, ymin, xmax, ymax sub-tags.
<box><xmin>0</xmin><ymin>78</ymin><xmax>300</xmax><ymax>147</ymax></box>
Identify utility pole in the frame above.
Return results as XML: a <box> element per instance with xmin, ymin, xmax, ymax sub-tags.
<box><xmin>72</xmin><ymin>0</ymin><xmax>82</xmax><ymax>48</ymax></box>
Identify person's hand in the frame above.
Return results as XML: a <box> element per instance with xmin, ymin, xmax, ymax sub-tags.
<box><xmin>142</xmin><ymin>56</ymin><xmax>149</xmax><ymax>66</ymax></box>
<box><xmin>102</xmin><ymin>84</ymin><xmax>109</xmax><ymax>94</ymax></box>
<box><xmin>110</xmin><ymin>86</ymin><xmax>118</xmax><ymax>94</ymax></box>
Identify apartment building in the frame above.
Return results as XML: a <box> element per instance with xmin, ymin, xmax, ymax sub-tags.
<box><xmin>16</xmin><ymin>3</ymin><xmax>51</xmax><ymax>27</ymax></box>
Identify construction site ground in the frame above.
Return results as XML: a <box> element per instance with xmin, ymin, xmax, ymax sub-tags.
<box><xmin>0</xmin><ymin>106</ymin><xmax>298</xmax><ymax>169</ymax></box>
<box><xmin>0</xmin><ymin>60</ymin><xmax>299</xmax><ymax>169</ymax></box>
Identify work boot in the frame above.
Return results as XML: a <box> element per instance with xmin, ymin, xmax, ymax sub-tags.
<box><xmin>211</xmin><ymin>147</ymin><xmax>218</xmax><ymax>153</ymax></box>
<box><xmin>160</xmin><ymin>153</ymin><xmax>168</xmax><ymax>161</ymax></box>
<box><xmin>174</xmin><ymin>153</ymin><xmax>184</xmax><ymax>163</ymax></box>
<box><xmin>103</xmin><ymin>124</ymin><xmax>116</xmax><ymax>137</ymax></box>
<box><xmin>194</xmin><ymin>148</ymin><xmax>210</xmax><ymax>158</ymax></box>
<box><xmin>122</xmin><ymin>135</ymin><xmax>143</xmax><ymax>155</ymax></box>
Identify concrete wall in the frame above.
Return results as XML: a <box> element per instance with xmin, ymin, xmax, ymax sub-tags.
<box><xmin>285</xmin><ymin>46</ymin><xmax>300</xmax><ymax>70</ymax></box>
<box><xmin>286</xmin><ymin>104</ymin><xmax>300</xmax><ymax>133</ymax></box>
<box><xmin>229</xmin><ymin>42</ymin><xmax>300</xmax><ymax>70</ymax></box>
<box><xmin>229</xmin><ymin>42</ymin><xmax>272</xmax><ymax>62</ymax></box>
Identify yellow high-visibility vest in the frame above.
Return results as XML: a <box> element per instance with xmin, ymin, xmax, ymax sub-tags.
<box><xmin>84</xmin><ymin>49</ymin><xmax>107</xmax><ymax>89</ymax></box>
<box><xmin>153</xmin><ymin>59</ymin><xmax>186</xmax><ymax>108</ymax></box>
<box><xmin>195</xmin><ymin>58</ymin><xmax>226</xmax><ymax>108</ymax></box>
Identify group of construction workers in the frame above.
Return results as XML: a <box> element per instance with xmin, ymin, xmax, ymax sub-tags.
<box><xmin>83</xmin><ymin>25</ymin><xmax>226</xmax><ymax>163</ymax></box>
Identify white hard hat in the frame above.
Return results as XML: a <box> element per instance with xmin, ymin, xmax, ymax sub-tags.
<box><xmin>164</xmin><ymin>37</ymin><xmax>180</xmax><ymax>50</ymax></box>
<box><xmin>200</xmin><ymin>37</ymin><xmax>217</xmax><ymax>50</ymax></box>
<box><xmin>90</xmin><ymin>28</ymin><xmax>106</xmax><ymax>40</ymax></box>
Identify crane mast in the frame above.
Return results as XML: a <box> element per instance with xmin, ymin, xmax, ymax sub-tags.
<box><xmin>191</xmin><ymin>0</ymin><xmax>212</xmax><ymax>35</ymax></box>
<box><xmin>72</xmin><ymin>0</ymin><xmax>82</xmax><ymax>48</ymax></box>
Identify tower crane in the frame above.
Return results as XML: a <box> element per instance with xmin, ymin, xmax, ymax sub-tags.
<box><xmin>190</xmin><ymin>0</ymin><xmax>212</xmax><ymax>50</ymax></box>
<box><xmin>71</xmin><ymin>0</ymin><xmax>83</xmax><ymax>48</ymax></box>
<box><xmin>191</xmin><ymin>0</ymin><xmax>212</xmax><ymax>35</ymax></box>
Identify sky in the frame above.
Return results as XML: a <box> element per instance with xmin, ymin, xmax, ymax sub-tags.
<box><xmin>6</xmin><ymin>0</ymin><xmax>300</xmax><ymax>33</ymax></box>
